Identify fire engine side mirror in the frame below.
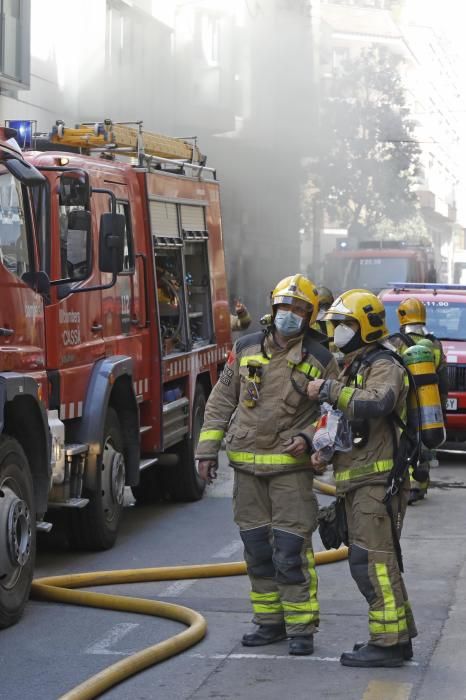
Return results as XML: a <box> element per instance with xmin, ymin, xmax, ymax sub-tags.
<box><xmin>99</xmin><ymin>212</ymin><xmax>125</xmax><ymax>274</ymax></box>
<box><xmin>4</xmin><ymin>157</ymin><xmax>45</xmax><ymax>185</ymax></box>
<box><xmin>59</xmin><ymin>173</ymin><xmax>90</xmax><ymax>207</ymax></box>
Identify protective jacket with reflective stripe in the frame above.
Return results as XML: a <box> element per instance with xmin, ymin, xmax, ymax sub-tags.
<box><xmin>318</xmin><ymin>344</ymin><xmax>409</xmax><ymax>494</ymax></box>
<box><xmin>196</xmin><ymin>329</ymin><xmax>339</xmax><ymax>475</ymax></box>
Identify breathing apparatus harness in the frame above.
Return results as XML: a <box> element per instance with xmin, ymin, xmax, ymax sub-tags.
<box><xmin>258</xmin><ymin>316</ymin><xmax>322</xmax><ymax>396</ymax></box>
<box><xmin>343</xmin><ymin>343</ymin><xmax>423</xmax><ymax>571</ymax></box>
<box><xmin>391</xmin><ymin>330</ymin><xmax>436</xmax><ymax>350</ymax></box>
<box><xmin>242</xmin><ymin>321</ymin><xmax>326</xmax><ymax>411</ymax></box>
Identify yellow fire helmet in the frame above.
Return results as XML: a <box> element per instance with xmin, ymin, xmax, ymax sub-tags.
<box><xmin>271</xmin><ymin>274</ymin><xmax>319</xmax><ymax>326</ymax></box>
<box><xmin>324</xmin><ymin>289</ymin><xmax>388</xmax><ymax>343</ymax></box>
<box><xmin>317</xmin><ymin>285</ymin><xmax>334</xmax><ymax>309</ymax></box>
<box><xmin>397</xmin><ymin>297</ymin><xmax>426</xmax><ymax>327</ymax></box>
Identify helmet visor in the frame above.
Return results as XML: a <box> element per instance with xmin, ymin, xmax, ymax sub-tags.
<box><xmin>273</xmin><ymin>295</ymin><xmax>313</xmax><ymax>313</ymax></box>
<box><xmin>324</xmin><ymin>311</ymin><xmax>352</xmax><ymax>322</ymax></box>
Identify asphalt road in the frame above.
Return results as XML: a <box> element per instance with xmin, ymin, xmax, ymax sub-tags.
<box><xmin>2</xmin><ymin>451</ymin><xmax>466</xmax><ymax>700</ymax></box>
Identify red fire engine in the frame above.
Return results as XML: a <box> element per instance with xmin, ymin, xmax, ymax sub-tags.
<box><xmin>323</xmin><ymin>240</ymin><xmax>437</xmax><ymax>295</ymax></box>
<box><xmin>0</xmin><ymin>120</ymin><xmax>232</xmax><ymax>627</ymax></box>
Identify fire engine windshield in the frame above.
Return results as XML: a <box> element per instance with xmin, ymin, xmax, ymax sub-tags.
<box><xmin>0</xmin><ymin>169</ymin><xmax>31</xmax><ymax>279</ymax></box>
<box><xmin>384</xmin><ymin>299</ymin><xmax>466</xmax><ymax>341</ymax></box>
<box><xmin>344</xmin><ymin>257</ymin><xmax>409</xmax><ymax>291</ymax></box>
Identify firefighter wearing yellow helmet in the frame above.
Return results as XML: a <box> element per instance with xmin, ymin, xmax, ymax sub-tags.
<box><xmin>390</xmin><ymin>297</ymin><xmax>448</xmax><ymax>504</ymax></box>
<box><xmin>307</xmin><ymin>289</ymin><xmax>417</xmax><ymax>667</ymax></box>
<box><xmin>312</xmin><ymin>285</ymin><xmax>336</xmax><ymax>350</ymax></box>
<box><xmin>196</xmin><ymin>274</ymin><xmax>338</xmax><ymax>656</ymax></box>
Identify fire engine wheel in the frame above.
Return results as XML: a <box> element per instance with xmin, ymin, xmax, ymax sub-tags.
<box><xmin>0</xmin><ymin>436</ymin><xmax>35</xmax><ymax>629</ymax></box>
<box><xmin>70</xmin><ymin>408</ymin><xmax>125</xmax><ymax>551</ymax></box>
<box><xmin>165</xmin><ymin>387</ymin><xmax>207</xmax><ymax>502</ymax></box>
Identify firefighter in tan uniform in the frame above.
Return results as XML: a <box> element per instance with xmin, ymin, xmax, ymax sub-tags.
<box><xmin>307</xmin><ymin>290</ymin><xmax>417</xmax><ymax>667</ymax></box>
<box><xmin>196</xmin><ymin>275</ymin><xmax>339</xmax><ymax>656</ymax></box>
<box><xmin>390</xmin><ymin>297</ymin><xmax>448</xmax><ymax>503</ymax></box>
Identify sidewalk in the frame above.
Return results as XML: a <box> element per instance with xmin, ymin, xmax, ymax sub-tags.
<box><xmin>413</xmin><ymin>455</ymin><xmax>466</xmax><ymax>700</ymax></box>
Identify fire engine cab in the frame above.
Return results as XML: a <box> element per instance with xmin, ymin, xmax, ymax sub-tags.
<box><xmin>0</xmin><ymin>119</ymin><xmax>232</xmax><ymax>627</ymax></box>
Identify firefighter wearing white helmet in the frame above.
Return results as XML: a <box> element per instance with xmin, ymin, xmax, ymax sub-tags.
<box><xmin>307</xmin><ymin>289</ymin><xmax>417</xmax><ymax>668</ymax></box>
<box><xmin>196</xmin><ymin>274</ymin><xmax>338</xmax><ymax>656</ymax></box>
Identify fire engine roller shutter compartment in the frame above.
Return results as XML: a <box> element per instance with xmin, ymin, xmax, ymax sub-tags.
<box><xmin>149</xmin><ymin>197</ymin><xmax>209</xmax><ymax>501</ymax></box>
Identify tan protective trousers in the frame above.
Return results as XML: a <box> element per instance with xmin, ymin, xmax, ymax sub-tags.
<box><xmin>345</xmin><ymin>481</ymin><xmax>417</xmax><ymax>647</ymax></box>
<box><xmin>233</xmin><ymin>468</ymin><xmax>319</xmax><ymax>637</ymax></box>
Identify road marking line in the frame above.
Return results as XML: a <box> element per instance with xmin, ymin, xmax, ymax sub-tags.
<box><xmin>212</xmin><ymin>541</ymin><xmax>244</xmax><ymax>558</ymax></box>
<box><xmin>190</xmin><ymin>652</ymin><xmax>341</xmax><ymax>662</ymax></box>
<box><xmin>85</xmin><ymin>623</ymin><xmax>139</xmax><ymax>655</ymax></box>
<box><xmin>162</xmin><ymin>580</ymin><xmax>197</xmax><ymax>597</ymax></box>
<box><xmin>190</xmin><ymin>652</ymin><xmax>418</xmax><ymax>666</ymax></box>
<box><xmin>362</xmin><ymin>681</ymin><xmax>413</xmax><ymax>700</ymax></box>
<box><xmin>161</xmin><ymin>541</ymin><xmax>243</xmax><ymax>596</ymax></box>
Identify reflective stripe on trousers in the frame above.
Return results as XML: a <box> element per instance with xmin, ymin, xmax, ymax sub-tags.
<box><xmin>369</xmin><ymin>563</ymin><xmax>408</xmax><ymax>636</ymax></box>
<box><xmin>249</xmin><ymin>548</ymin><xmax>319</xmax><ymax>626</ymax></box>
<box><xmin>282</xmin><ymin>550</ymin><xmax>319</xmax><ymax>625</ymax></box>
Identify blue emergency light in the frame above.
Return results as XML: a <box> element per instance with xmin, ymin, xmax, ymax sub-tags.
<box><xmin>4</xmin><ymin>120</ymin><xmax>36</xmax><ymax>149</ymax></box>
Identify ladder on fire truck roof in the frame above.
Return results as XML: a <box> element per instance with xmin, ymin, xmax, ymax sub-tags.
<box><xmin>49</xmin><ymin>119</ymin><xmax>206</xmax><ymax>166</ymax></box>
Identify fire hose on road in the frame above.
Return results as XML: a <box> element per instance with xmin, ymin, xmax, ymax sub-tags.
<box><xmin>31</xmin><ymin>479</ymin><xmax>346</xmax><ymax>700</ymax></box>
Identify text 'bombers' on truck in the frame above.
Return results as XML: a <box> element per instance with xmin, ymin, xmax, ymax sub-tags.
<box><xmin>0</xmin><ymin>120</ymin><xmax>232</xmax><ymax>628</ymax></box>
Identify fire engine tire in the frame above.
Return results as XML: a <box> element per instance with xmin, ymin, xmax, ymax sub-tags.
<box><xmin>0</xmin><ymin>436</ymin><xmax>35</xmax><ymax>629</ymax></box>
<box><xmin>69</xmin><ymin>408</ymin><xmax>125</xmax><ymax>551</ymax></box>
<box><xmin>131</xmin><ymin>468</ymin><xmax>161</xmax><ymax>505</ymax></box>
<box><xmin>165</xmin><ymin>387</ymin><xmax>207</xmax><ymax>502</ymax></box>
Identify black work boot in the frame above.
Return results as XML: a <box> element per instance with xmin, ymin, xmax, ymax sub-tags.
<box><xmin>289</xmin><ymin>635</ymin><xmax>314</xmax><ymax>656</ymax></box>
<box><xmin>353</xmin><ymin>639</ymin><xmax>413</xmax><ymax>660</ymax></box>
<box><xmin>241</xmin><ymin>623</ymin><xmax>287</xmax><ymax>647</ymax></box>
<box><xmin>340</xmin><ymin>643</ymin><xmax>404</xmax><ymax>667</ymax></box>
<box><xmin>408</xmin><ymin>488</ymin><xmax>424</xmax><ymax>505</ymax></box>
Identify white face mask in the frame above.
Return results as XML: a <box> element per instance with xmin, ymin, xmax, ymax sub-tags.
<box><xmin>334</xmin><ymin>324</ymin><xmax>356</xmax><ymax>349</ymax></box>
<box><xmin>317</xmin><ymin>309</ymin><xmax>326</xmax><ymax>321</ymax></box>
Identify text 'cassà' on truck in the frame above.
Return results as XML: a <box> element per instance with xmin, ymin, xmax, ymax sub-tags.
<box><xmin>0</xmin><ymin>118</ymin><xmax>232</xmax><ymax>628</ymax></box>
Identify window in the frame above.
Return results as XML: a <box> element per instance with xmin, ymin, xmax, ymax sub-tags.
<box><xmin>201</xmin><ymin>14</ymin><xmax>220</xmax><ymax>68</ymax></box>
<box><xmin>385</xmin><ymin>300</ymin><xmax>466</xmax><ymax>341</ymax></box>
<box><xmin>31</xmin><ymin>182</ymin><xmax>49</xmax><ymax>273</ymax></box>
<box><xmin>156</xmin><ymin>248</ymin><xmax>188</xmax><ymax>355</ymax></box>
<box><xmin>0</xmin><ymin>169</ymin><xmax>32</xmax><ymax>279</ymax></box>
<box><xmin>185</xmin><ymin>240</ymin><xmax>213</xmax><ymax>346</ymax></box>
<box><xmin>332</xmin><ymin>47</ymin><xmax>350</xmax><ymax>72</ymax></box>
<box><xmin>58</xmin><ymin>204</ymin><xmax>91</xmax><ymax>281</ymax></box>
<box><xmin>116</xmin><ymin>200</ymin><xmax>134</xmax><ymax>272</ymax></box>
<box><xmin>344</xmin><ymin>257</ymin><xmax>409</xmax><ymax>292</ymax></box>
<box><xmin>0</xmin><ymin>0</ymin><xmax>30</xmax><ymax>88</ymax></box>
